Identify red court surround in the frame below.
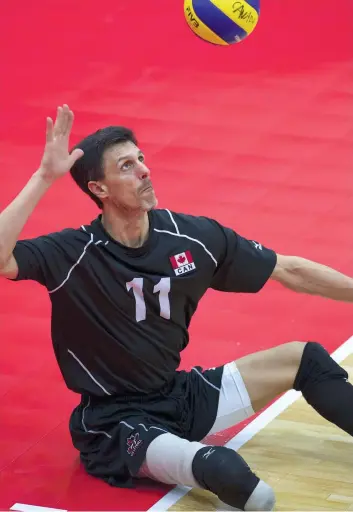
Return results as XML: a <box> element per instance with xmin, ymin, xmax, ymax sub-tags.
<box><xmin>0</xmin><ymin>0</ymin><xmax>352</xmax><ymax>509</ymax></box>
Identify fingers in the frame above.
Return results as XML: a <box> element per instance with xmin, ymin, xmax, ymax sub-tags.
<box><xmin>66</xmin><ymin>106</ymin><xmax>75</xmax><ymax>135</ymax></box>
<box><xmin>46</xmin><ymin>117</ymin><xmax>54</xmax><ymax>143</ymax></box>
<box><xmin>68</xmin><ymin>148</ymin><xmax>84</xmax><ymax>168</ymax></box>
<box><xmin>53</xmin><ymin>106</ymin><xmax>63</xmax><ymax>137</ymax></box>
<box><xmin>53</xmin><ymin>104</ymin><xmax>74</xmax><ymax>138</ymax></box>
<box><xmin>62</xmin><ymin>104</ymin><xmax>71</xmax><ymax>134</ymax></box>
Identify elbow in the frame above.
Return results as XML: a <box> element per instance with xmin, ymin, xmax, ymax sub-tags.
<box><xmin>271</xmin><ymin>255</ymin><xmax>300</xmax><ymax>284</ymax></box>
<box><xmin>272</xmin><ymin>256</ymin><xmax>313</xmax><ymax>294</ymax></box>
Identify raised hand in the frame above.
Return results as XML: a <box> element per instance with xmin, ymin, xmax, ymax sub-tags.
<box><xmin>38</xmin><ymin>104</ymin><xmax>83</xmax><ymax>182</ymax></box>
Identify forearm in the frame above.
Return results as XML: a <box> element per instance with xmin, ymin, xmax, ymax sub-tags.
<box><xmin>274</xmin><ymin>255</ymin><xmax>353</xmax><ymax>303</ymax></box>
<box><xmin>0</xmin><ymin>171</ymin><xmax>52</xmax><ymax>266</ymax></box>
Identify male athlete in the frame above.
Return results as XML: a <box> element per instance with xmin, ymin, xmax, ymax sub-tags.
<box><xmin>0</xmin><ymin>105</ymin><xmax>352</xmax><ymax>511</ymax></box>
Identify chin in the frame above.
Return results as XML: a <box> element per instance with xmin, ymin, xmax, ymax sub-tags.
<box><xmin>142</xmin><ymin>195</ymin><xmax>158</xmax><ymax>211</ymax></box>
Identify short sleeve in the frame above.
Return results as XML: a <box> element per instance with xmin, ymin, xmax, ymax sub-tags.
<box><xmin>11</xmin><ymin>229</ymin><xmax>80</xmax><ymax>288</ymax></box>
<box><xmin>209</xmin><ymin>221</ymin><xmax>277</xmax><ymax>293</ymax></box>
<box><xmin>12</xmin><ymin>237</ymin><xmax>55</xmax><ymax>286</ymax></box>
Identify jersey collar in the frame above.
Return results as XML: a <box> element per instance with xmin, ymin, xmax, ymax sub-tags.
<box><xmin>89</xmin><ymin>211</ymin><xmax>158</xmax><ymax>257</ymax></box>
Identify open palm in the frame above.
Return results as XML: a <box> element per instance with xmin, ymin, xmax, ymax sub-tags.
<box><xmin>39</xmin><ymin>104</ymin><xmax>83</xmax><ymax>181</ymax></box>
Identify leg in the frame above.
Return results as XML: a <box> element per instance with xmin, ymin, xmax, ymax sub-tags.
<box><xmin>137</xmin><ymin>355</ymin><xmax>283</xmax><ymax>510</ymax></box>
<box><xmin>236</xmin><ymin>341</ymin><xmax>353</xmax><ymax>436</ymax></box>
<box><xmin>235</xmin><ymin>341</ymin><xmax>306</xmax><ymax>412</ymax></box>
<box><xmin>139</xmin><ymin>433</ymin><xmax>275</xmax><ymax>511</ymax></box>
<box><xmin>139</xmin><ymin>341</ymin><xmax>352</xmax><ymax>511</ymax></box>
<box><xmin>206</xmin><ymin>342</ymin><xmax>306</xmax><ymax>436</ymax></box>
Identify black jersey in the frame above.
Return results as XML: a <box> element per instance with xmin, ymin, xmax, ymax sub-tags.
<box><xmin>12</xmin><ymin>209</ymin><xmax>277</xmax><ymax>397</ymax></box>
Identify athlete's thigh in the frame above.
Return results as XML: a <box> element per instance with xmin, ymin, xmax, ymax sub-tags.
<box><xmin>204</xmin><ymin>361</ymin><xmax>255</xmax><ymax>436</ymax></box>
<box><xmin>235</xmin><ymin>341</ymin><xmax>305</xmax><ymax>411</ymax></box>
<box><xmin>204</xmin><ymin>342</ymin><xmax>306</xmax><ymax>436</ymax></box>
<box><xmin>183</xmin><ymin>365</ymin><xmax>224</xmax><ymax>441</ymax></box>
<box><xmin>71</xmin><ymin>404</ymin><xmax>170</xmax><ymax>487</ymax></box>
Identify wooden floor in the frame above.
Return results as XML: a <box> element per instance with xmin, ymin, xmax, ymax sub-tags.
<box><xmin>171</xmin><ymin>354</ymin><xmax>353</xmax><ymax>511</ymax></box>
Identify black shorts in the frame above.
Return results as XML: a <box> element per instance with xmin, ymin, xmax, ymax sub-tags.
<box><xmin>69</xmin><ymin>365</ymin><xmax>223</xmax><ymax>488</ymax></box>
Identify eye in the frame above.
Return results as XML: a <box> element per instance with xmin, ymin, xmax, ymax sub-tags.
<box><xmin>121</xmin><ymin>161</ymin><xmax>133</xmax><ymax>171</ymax></box>
<box><xmin>138</xmin><ymin>155</ymin><xmax>145</xmax><ymax>163</ymax></box>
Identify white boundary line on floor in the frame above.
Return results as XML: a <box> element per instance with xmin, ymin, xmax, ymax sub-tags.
<box><xmin>10</xmin><ymin>505</ymin><xmax>67</xmax><ymax>512</ymax></box>
<box><xmin>147</xmin><ymin>336</ymin><xmax>353</xmax><ymax>512</ymax></box>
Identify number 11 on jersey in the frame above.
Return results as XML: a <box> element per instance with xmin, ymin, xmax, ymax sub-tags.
<box><xmin>126</xmin><ymin>277</ymin><xmax>171</xmax><ymax>322</ymax></box>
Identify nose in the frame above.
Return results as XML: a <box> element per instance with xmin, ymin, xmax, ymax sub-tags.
<box><xmin>137</xmin><ymin>161</ymin><xmax>150</xmax><ymax>180</ymax></box>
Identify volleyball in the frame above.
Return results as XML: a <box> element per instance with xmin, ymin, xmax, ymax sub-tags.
<box><xmin>184</xmin><ymin>0</ymin><xmax>260</xmax><ymax>45</ymax></box>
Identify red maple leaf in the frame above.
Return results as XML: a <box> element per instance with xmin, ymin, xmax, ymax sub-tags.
<box><xmin>177</xmin><ymin>255</ymin><xmax>186</xmax><ymax>264</ymax></box>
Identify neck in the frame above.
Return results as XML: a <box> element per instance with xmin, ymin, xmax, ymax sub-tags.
<box><xmin>101</xmin><ymin>206</ymin><xmax>150</xmax><ymax>248</ymax></box>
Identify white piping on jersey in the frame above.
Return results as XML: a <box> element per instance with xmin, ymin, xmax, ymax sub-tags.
<box><xmin>192</xmin><ymin>367</ymin><xmax>220</xmax><ymax>391</ymax></box>
<box><xmin>48</xmin><ymin>233</ymin><xmax>94</xmax><ymax>294</ymax></box>
<box><xmin>82</xmin><ymin>409</ymin><xmax>167</xmax><ymax>438</ymax></box>
<box><xmin>119</xmin><ymin>421</ymin><xmax>167</xmax><ymax>433</ymax></box>
<box><xmin>81</xmin><ymin>225</ymin><xmax>109</xmax><ymax>245</ymax></box>
<box><xmin>138</xmin><ymin>423</ymin><xmax>168</xmax><ymax>433</ymax></box>
<box><xmin>120</xmin><ymin>420</ymin><xmax>134</xmax><ymax>430</ymax></box>
<box><xmin>165</xmin><ymin>209</ymin><xmax>180</xmax><ymax>235</ymax></box>
<box><xmin>68</xmin><ymin>349</ymin><xmax>112</xmax><ymax>396</ymax></box>
<box><xmin>154</xmin><ymin>229</ymin><xmax>218</xmax><ymax>267</ymax></box>
<box><xmin>82</xmin><ymin>397</ymin><xmax>112</xmax><ymax>439</ymax></box>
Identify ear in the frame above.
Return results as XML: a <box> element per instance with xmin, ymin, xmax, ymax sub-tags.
<box><xmin>88</xmin><ymin>181</ymin><xmax>109</xmax><ymax>202</ymax></box>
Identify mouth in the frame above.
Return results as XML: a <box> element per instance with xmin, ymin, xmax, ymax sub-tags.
<box><xmin>141</xmin><ymin>185</ymin><xmax>153</xmax><ymax>193</ymax></box>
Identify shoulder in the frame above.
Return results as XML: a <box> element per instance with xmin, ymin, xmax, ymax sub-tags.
<box><xmin>39</xmin><ymin>225</ymin><xmax>92</xmax><ymax>248</ymax></box>
<box><xmin>15</xmin><ymin>224</ymin><xmax>93</xmax><ymax>260</ymax></box>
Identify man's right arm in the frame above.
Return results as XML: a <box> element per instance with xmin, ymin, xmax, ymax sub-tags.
<box><xmin>0</xmin><ymin>173</ymin><xmax>53</xmax><ymax>279</ymax></box>
<box><xmin>0</xmin><ymin>104</ymin><xmax>83</xmax><ymax>280</ymax></box>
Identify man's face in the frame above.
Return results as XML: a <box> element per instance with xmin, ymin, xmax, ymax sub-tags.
<box><xmin>90</xmin><ymin>141</ymin><xmax>158</xmax><ymax>212</ymax></box>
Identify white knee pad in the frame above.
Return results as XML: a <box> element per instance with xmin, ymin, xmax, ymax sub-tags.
<box><xmin>139</xmin><ymin>433</ymin><xmax>206</xmax><ymax>487</ymax></box>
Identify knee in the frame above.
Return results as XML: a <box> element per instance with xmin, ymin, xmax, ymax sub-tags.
<box><xmin>192</xmin><ymin>446</ymin><xmax>275</xmax><ymax>511</ymax></box>
<box><xmin>293</xmin><ymin>341</ymin><xmax>348</xmax><ymax>392</ymax></box>
<box><xmin>274</xmin><ymin>341</ymin><xmax>308</xmax><ymax>384</ymax></box>
<box><xmin>262</xmin><ymin>341</ymin><xmax>307</xmax><ymax>395</ymax></box>
<box><xmin>281</xmin><ymin>341</ymin><xmax>307</xmax><ymax>365</ymax></box>
<box><xmin>270</xmin><ymin>341</ymin><xmax>307</xmax><ymax>387</ymax></box>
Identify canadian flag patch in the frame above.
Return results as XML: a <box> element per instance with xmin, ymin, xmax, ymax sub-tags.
<box><xmin>169</xmin><ymin>251</ymin><xmax>196</xmax><ymax>276</ymax></box>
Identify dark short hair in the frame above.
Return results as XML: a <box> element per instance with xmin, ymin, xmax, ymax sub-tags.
<box><xmin>70</xmin><ymin>126</ymin><xmax>138</xmax><ymax>208</ymax></box>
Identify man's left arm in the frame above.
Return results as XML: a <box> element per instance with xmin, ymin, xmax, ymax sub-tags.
<box><xmin>271</xmin><ymin>255</ymin><xmax>353</xmax><ymax>303</ymax></box>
